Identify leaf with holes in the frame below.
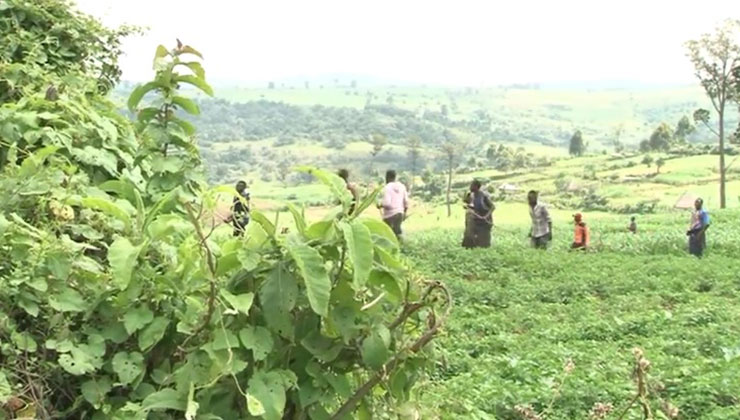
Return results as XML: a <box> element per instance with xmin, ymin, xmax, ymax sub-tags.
<box><xmin>259</xmin><ymin>265</ymin><xmax>297</xmax><ymax>339</ymax></box>
<box><xmin>247</xmin><ymin>371</ymin><xmax>291</xmax><ymax>420</ymax></box>
<box><xmin>112</xmin><ymin>352</ymin><xmax>144</xmax><ymax>385</ymax></box>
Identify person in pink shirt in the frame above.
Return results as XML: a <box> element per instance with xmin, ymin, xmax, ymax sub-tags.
<box><xmin>378</xmin><ymin>170</ymin><xmax>409</xmax><ymax>239</ymax></box>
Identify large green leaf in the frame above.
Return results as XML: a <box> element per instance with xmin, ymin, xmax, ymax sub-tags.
<box><xmin>48</xmin><ymin>287</ymin><xmax>85</xmax><ymax>312</ymax></box>
<box><xmin>239</xmin><ymin>326</ymin><xmax>274</xmax><ymax>361</ymax></box>
<box><xmin>81</xmin><ymin>377</ymin><xmax>112</xmax><ymax>408</ymax></box>
<box><xmin>174</xmin><ymin>75</ymin><xmax>214</xmax><ymax>96</ymax></box>
<box><xmin>175</xmin><ymin>61</ymin><xmax>206</xmax><ymax>79</ymax></box>
<box><xmin>108</xmin><ymin>237</ymin><xmax>143</xmax><ymax>290</ymax></box>
<box><xmin>172</xmin><ymin>96</ymin><xmax>200</xmax><ymax>115</ymax></box>
<box><xmin>259</xmin><ymin>265</ymin><xmax>298</xmax><ymax>339</ymax></box>
<box><xmin>99</xmin><ymin>180</ymin><xmax>144</xmax><ymax>220</ymax></box>
<box><xmin>18</xmin><ymin>145</ymin><xmax>60</xmax><ymax>178</ymax></box>
<box><xmin>286</xmin><ymin>239</ymin><xmax>331</xmax><ymax>317</ymax></box>
<box><xmin>138</xmin><ymin>317</ymin><xmax>170</xmax><ymax>351</ymax></box>
<box><xmin>154</xmin><ymin>45</ymin><xmax>169</xmax><ymax>59</ymax></box>
<box><xmin>112</xmin><ymin>352</ymin><xmax>144</xmax><ymax>385</ymax></box>
<box><xmin>352</xmin><ymin>185</ymin><xmax>382</xmax><ymax>217</ymax></box>
<box><xmin>250</xmin><ymin>210</ymin><xmax>275</xmax><ymax>237</ymax></box>
<box><xmin>300</xmin><ymin>331</ymin><xmax>342</xmax><ymax>363</ymax></box>
<box><xmin>220</xmin><ymin>290</ymin><xmax>254</xmax><ymax>316</ymax></box>
<box><xmin>58</xmin><ymin>344</ymin><xmax>102</xmax><ymax>376</ymax></box>
<box><xmin>361</xmin><ymin>326</ymin><xmax>391</xmax><ymax>370</ymax></box>
<box><xmin>286</xmin><ymin>202</ymin><xmax>306</xmax><ymax>235</ymax></box>
<box><xmin>360</xmin><ymin>217</ymin><xmax>399</xmax><ymax>249</ymax></box>
<box><xmin>80</xmin><ymin>197</ymin><xmax>132</xmax><ymax>231</ymax></box>
<box><xmin>139</xmin><ymin>388</ymin><xmax>186</xmax><ymax>413</ymax></box>
<box><xmin>128</xmin><ymin>81</ymin><xmax>163</xmax><ymax>112</ymax></box>
<box><xmin>71</xmin><ymin>146</ymin><xmax>119</xmax><ymax>175</ymax></box>
<box><xmin>340</xmin><ymin>220</ymin><xmax>374</xmax><ymax>289</ymax></box>
<box><xmin>11</xmin><ymin>331</ymin><xmax>37</xmax><ymax>352</ymax></box>
<box><xmin>172</xmin><ymin>118</ymin><xmax>196</xmax><ymax>136</ymax></box>
<box><xmin>296</xmin><ymin>166</ymin><xmax>352</xmax><ymax>209</ymax></box>
<box><xmin>247</xmin><ymin>371</ymin><xmax>291</xmax><ymax>420</ymax></box>
<box><xmin>123</xmin><ymin>306</ymin><xmax>154</xmax><ymax>334</ymax></box>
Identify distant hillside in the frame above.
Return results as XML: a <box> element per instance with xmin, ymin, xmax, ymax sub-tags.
<box><xmin>191</xmin><ymin>85</ymin><xmax>727</xmax><ymax>149</ymax></box>
<box><xmin>113</xmin><ymin>84</ymin><xmax>739</xmax><ymax>184</ymax></box>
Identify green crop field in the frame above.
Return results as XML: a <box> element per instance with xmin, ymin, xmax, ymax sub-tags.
<box><xmin>403</xmin><ymin>210</ymin><xmax>740</xmax><ymax>419</ymax></box>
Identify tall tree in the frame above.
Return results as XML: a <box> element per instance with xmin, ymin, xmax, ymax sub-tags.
<box><xmin>440</xmin><ymin>130</ymin><xmax>460</xmax><ymax>217</ymax></box>
<box><xmin>649</xmin><ymin>123</ymin><xmax>674</xmax><ymax>151</ymax></box>
<box><xmin>674</xmin><ymin>115</ymin><xmax>696</xmax><ymax>142</ymax></box>
<box><xmin>569</xmin><ymin>130</ymin><xmax>586</xmax><ymax>156</ymax></box>
<box><xmin>406</xmin><ymin>135</ymin><xmax>422</xmax><ymax>187</ymax></box>
<box><xmin>613</xmin><ymin>124</ymin><xmax>626</xmax><ymax>153</ymax></box>
<box><xmin>686</xmin><ymin>19</ymin><xmax>740</xmax><ymax>208</ymax></box>
<box><xmin>655</xmin><ymin>157</ymin><xmax>666</xmax><ymax>175</ymax></box>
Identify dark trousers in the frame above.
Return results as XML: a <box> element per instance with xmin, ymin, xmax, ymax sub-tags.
<box><xmin>383</xmin><ymin>213</ymin><xmax>404</xmax><ymax>238</ymax></box>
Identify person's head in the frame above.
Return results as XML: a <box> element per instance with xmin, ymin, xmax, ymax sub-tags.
<box><xmin>527</xmin><ymin>190</ymin><xmax>538</xmax><ymax>206</ymax></box>
<box><xmin>385</xmin><ymin>170</ymin><xmax>397</xmax><ymax>183</ymax></box>
<box><xmin>337</xmin><ymin>169</ymin><xmax>349</xmax><ymax>182</ymax></box>
<box><xmin>695</xmin><ymin>198</ymin><xmax>703</xmax><ymax>210</ymax></box>
<box><xmin>574</xmin><ymin>213</ymin><xmax>583</xmax><ymax>223</ymax></box>
<box><xmin>631</xmin><ymin>216</ymin><xmax>636</xmax><ymax>222</ymax></box>
<box><xmin>236</xmin><ymin>180</ymin><xmax>247</xmax><ymax>194</ymax></box>
<box><xmin>470</xmin><ymin>179</ymin><xmax>482</xmax><ymax>192</ymax></box>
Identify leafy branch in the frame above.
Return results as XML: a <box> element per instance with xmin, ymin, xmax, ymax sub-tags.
<box><xmin>331</xmin><ymin>281</ymin><xmax>451</xmax><ymax>419</ymax></box>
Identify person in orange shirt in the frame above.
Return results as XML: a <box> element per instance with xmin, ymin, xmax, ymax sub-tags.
<box><xmin>571</xmin><ymin>213</ymin><xmax>589</xmax><ymax>250</ymax></box>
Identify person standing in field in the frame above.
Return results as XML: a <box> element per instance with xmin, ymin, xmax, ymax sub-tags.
<box><xmin>462</xmin><ymin>180</ymin><xmax>495</xmax><ymax>248</ymax></box>
<box><xmin>228</xmin><ymin>180</ymin><xmax>250</xmax><ymax>237</ymax></box>
<box><xmin>379</xmin><ymin>170</ymin><xmax>409</xmax><ymax>240</ymax></box>
<box><xmin>628</xmin><ymin>216</ymin><xmax>637</xmax><ymax>234</ymax></box>
<box><xmin>528</xmin><ymin>190</ymin><xmax>552</xmax><ymax>249</ymax></box>
<box><xmin>687</xmin><ymin>198</ymin><xmax>710</xmax><ymax>257</ymax></box>
<box><xmin>337</xmin><ymin>169</ymin><xmax>359</xmax><ymax>215</ymax></box>
<box><xmin>571</xmin><ymin>213</ymin><xmax>590</xmax><ymax>250</ymax></box>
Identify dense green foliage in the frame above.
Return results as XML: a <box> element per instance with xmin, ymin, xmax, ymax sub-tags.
<box><xmin>0</xmin><ymin>2</ymin><xmax>444</xmax><ymax>419</ymax></box>
<box><xmin>407</xmin><ymin>211</ymin><xmax>740</xmax><ymax>419</ymax></box>
<box><xmin>0</xmin><ymin>0</ymin><xmax>135</xmax><ymax>101</ymax></box>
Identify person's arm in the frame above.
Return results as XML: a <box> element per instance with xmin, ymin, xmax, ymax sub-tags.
<box><xmin>479</xmin><ymin>195</ymin><xmax>494</xmax><ymax>221</ymax></box>
<box><xmin>701</xmin><ymin>212</ymin><xmax>710</xmax><ymax>232</ymax></box>
<box><xmin>544</xmin><ymin>206</ymin><xmax>553</xmax><ymax>239</ymax></box>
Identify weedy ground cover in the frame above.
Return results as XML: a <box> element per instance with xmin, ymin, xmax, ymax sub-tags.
<box><xmin>406</xmin><ymin>210</ymin><xmax>740</xmax><ymax>419</ymax></box>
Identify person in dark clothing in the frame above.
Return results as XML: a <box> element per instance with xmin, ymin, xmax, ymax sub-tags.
<box><xmin>228</xmin><ymin>180</ymin><xmax>250</xmax><ymax>237</ymax></box>
<box><xmin>338</xmin><ymin>169</ymin><xmax>359</xmax><ymax>214</ymax></box>
<box><xmin>462</xmin><ymin>180</ymin><xmax>494</xmax><ymax>248</ymax></box>
<box><xmin>687</xmin><ymin>198</ymin><xmax>710</xmax><ymax>257</ymax></box>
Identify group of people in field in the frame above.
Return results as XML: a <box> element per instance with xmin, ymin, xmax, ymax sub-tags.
<box><xmin>228</xmin><ymin>171</ymin><xmax>711</xmax><ymax>258</ymax></box>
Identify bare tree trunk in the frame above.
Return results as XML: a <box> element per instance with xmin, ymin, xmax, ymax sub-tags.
<box><xmin>719</xmin><ymin>110</ymin><xmax>726</xmax><ymax>209</ymax></box>
<box><xmin>446</xmin><ymin>157</ymin><xmax>453</xmax><ymax>217</ymax></box>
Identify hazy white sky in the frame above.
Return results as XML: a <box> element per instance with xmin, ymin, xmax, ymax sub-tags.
<box><xmin>75</xmin><ymin>0</ymin><xmax>740</xmax><ymax>86</ymax></box>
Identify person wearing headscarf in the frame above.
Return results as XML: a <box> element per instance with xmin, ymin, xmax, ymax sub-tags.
<box><xmin>687</xmin><ymin>198</ymin><xmax>710</xmax><ymax>257</ymax></box>
<box><xmin>462</xmin><ymin>180</ymin><xmax>494</xmax><ymax>248</ymax></box>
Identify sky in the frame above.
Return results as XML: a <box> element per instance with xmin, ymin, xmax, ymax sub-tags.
<box><xmin>75</xmin><ymin>0</ymin><xmax>740</xmax><ymax>87</ymax></box>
